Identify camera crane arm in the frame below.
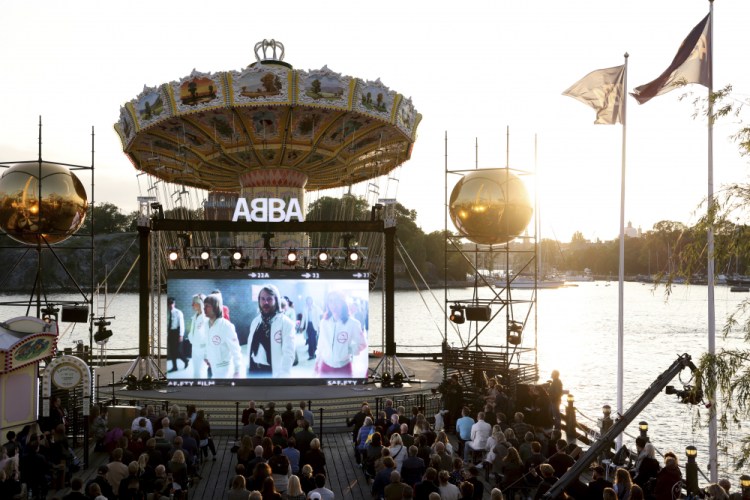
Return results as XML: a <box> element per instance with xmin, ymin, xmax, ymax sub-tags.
<box><xmin>543</xmin><ymin>353</ymin><xmax>698</xmax><ymax>500</ymax></box>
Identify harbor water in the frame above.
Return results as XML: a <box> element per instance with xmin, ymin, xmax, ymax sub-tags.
<box><xmin>3</xmin><ymin>280</ymin><xmax>747</xmax><ymax>476</ymax></box>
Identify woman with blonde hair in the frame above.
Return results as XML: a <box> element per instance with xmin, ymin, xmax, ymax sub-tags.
<box><xmin>388</xmin><ymin>432</ymin><xmax>406</xmax><ymax>472</ymax></box>
<box><xmin>304</xmin><ymin>438</ymin><xmax>326</xmax><ymax>476</ymax></box>
<box><xmin>431</xmin><ymin>430</ymin><xmax>454</xmax><ymax>455</ymax></box>
<box><xmin>490</xmin><ymin>487</ymin><xmax>504</xmax><ymax>500</ymax></box>
<box><xmin>413</xmin><ymin>413</ymin><xmax>430</xmax><ymax>436</ymax></box>
<box><xmin>298</xmin><ymin>464</ymin><xmax>315</xmax><ymax>494</ymax></box>
<box><xmin>283</xmin><ymin>474</ymin><xmax>306</xmax><ymax>500</ymax></box>
<box><xmin>614</xmin><ymin>467</ymin><xmax>633</xmax><ymax>500</ymax></box>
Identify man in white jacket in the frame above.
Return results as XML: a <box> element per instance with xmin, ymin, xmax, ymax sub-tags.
<box><xmin>464</xmin><ymin>411</ymin><xmax>492</xmax><ymax>463</ymax></box>
<box><xmin>248</xmin><ymin>284</ymin><xmax>296</xmax><ymax>377</ymax></box>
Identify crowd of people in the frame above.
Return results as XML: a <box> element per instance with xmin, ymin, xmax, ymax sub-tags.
<box><xmin>342</xmin><ymin>372</ymin><xmax>748</xmax><ymax>500</ymax></box>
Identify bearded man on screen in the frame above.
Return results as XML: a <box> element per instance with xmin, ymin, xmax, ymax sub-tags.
<box><xmin>248</xmin><ymin>284</ymin><xmax>296</xmax><ymax>377</ymax></box>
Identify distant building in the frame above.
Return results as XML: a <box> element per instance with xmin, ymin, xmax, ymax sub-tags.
<box><xmin>624</xmin><ymin>221</ymin><xmax>641</xmax><ymax>238</ymax></box>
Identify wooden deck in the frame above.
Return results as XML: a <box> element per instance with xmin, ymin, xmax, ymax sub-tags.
<box><xmin>47</xmin><ymin>432</ymin><xmax>500</xmax><ymax>499</ymax></box>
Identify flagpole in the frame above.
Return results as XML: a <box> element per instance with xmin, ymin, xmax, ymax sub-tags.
<box><xmin>707</xmin><ymin>0</ymin><xmax>718</xmax><ymax>483</ymax></box>
<box><xmin>616</xmin><ymin>53</ymin><xmax>629</xmax><ymax>451</ymax></box>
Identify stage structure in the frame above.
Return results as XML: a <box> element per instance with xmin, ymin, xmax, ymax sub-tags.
<box><xmin>443</xmin><ymin>141</ymin><xmax>539</xmax><ymax>396</ymax></box>
<box><xmin>115</xmin><ymin>40</ymin><xmax>420</xmax><ymax>385</ymax></box>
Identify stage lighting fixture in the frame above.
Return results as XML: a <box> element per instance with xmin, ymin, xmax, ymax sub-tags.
<box><xmin>168</xmin><ymin>248</ymin><xmax>179</xmax><ymax>262</ymax></box>
<box><xmin>200</xmin><ymin>248</ymin><xmax>210</xmax><ymax>261</ymax></box>
<box><xmin>449</xmin><ymin>305</ymin><xmax>465</xmax><ymax>324</ymax></box>
<box><xmin>231</xmin><ymin>249</ymin><xmax>243</xmax><ymax>261</ymax></box>
<box><xmin>94</xmin><ymin>319</ymin><xmax>113</xmax><ymax>344</ymax></box>
<box><xmin>393</xmin><ymin>372</ymin><xmax>405</xmax><ymax>388</ymax></box>
<box><xmin>125</xmin><ymin>374</ymin><xmax>139</xmax><ymax>390</ymax></box>
<box><xmin>347</xmin><ymin>249</ymin><xmax>359</xmax><ymax>262</ymax></box>
<box><xmin>317</xmin><ymin>249</ymin><xmax>329</xmax><ymax>263</ymax></box>
<box><xmin>286</xmin><ymin>248</ymin><xmax>298</xmax><ymax>264</ymax></box>
<box><xmin>381</xmin><ymin>372</ymin><xmax>393</xmax><ymax>388</ymax></box>
<box><xmin>507</xmin><ymin>320</ymin><xmax>523</xmax><ymax>345</ymax></box>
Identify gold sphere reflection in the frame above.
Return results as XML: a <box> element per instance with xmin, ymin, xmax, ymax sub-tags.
<box><xmin>449</xmin><ymin>169</ymin><xmax>532</xmax><ymax>245</ymax></box>
<box><xmin>0</xmin><ymin>163</ymin><xmax>88</xmax><ymax>245</ymax></box>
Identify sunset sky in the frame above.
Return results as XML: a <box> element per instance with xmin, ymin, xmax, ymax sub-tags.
<box><xmin>2</xmin><ymin>0</ymin><xmax>749</xmax><ymax>242</ymax></box>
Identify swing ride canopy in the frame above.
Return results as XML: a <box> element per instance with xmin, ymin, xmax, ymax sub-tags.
<box><xmin>114</xmin><ymin>40</ymin><xmax>421</xmax><ymax>193</ymax></box>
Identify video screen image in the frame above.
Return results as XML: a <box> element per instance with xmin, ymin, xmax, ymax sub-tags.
<box><xmin>165</xmin><ymin>269</ymin><xmax>370</xmax><ymax>385</ymax></box>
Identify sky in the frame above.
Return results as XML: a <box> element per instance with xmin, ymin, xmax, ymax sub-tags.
<box><xmin>3</xmin><ymin>0</ymin><xmax>750</xmax><ymax>243</ymax></box>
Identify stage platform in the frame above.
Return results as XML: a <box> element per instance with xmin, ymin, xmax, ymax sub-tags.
<box><xmin>95</xmin><ymin>356</ymin><xmax>444</xmax><ymax>430</ymax></box>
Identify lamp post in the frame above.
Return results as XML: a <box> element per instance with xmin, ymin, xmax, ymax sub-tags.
<box><xmin>565</xmin><ymin>394</ymin><xmax>576</xmax><ymax>444</ymax></box>
<box><xmin>638</xmin><ymin>421</ymin><xmax>649</xmax><ymax>442</ymax></box>
<box><xmin>685</xmin><ymin>446</ymin><xmax>699</xmax><ymax>497</ymax></box>
<box><xmin>740</xmin><ymin>474</ymin><xmax>750</xmax><ymax>500</ymax></box>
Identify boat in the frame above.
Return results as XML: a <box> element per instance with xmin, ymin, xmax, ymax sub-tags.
<box><xmin>497</xmin><ymin>274</ymin><xmax>568</xmax><ymax>289</ymax></box>
<box><xmin>730</xmin><ymin>285</ymin><xmax>750</xmax><ymax>293</ymax></box>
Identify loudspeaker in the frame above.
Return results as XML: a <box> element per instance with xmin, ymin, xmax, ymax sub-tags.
<box><xmin>465</xmin><ymin>306</ymin><xmax>491</xmax><ymax>321</ymax></box>
<box><xmin>62</xmin><ymin>305</ymin><xmax>89</xmax><ymax>323</ymax></box>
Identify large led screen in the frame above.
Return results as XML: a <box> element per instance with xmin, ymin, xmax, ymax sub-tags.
<box><xmin>165</xmin><ymin>269</ymin><xmax>370</xmax><ymax>386</ymax></box>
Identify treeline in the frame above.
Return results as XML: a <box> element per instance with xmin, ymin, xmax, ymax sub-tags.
<box><xmin>2</xmin><ymin>200</ymin><xmax>734</xmax><ymax>293</ymax></box>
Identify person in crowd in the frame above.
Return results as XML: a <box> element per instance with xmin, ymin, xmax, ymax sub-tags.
<box><xmin>298</xmin><ymin>464</ymin><xmax>316</xmax><ymax>494</ymax></box>
<box><xmin>305</xmin><ymin>438</ymin><xmax>326</xmax><ymax>477</ymax></box>
<box><xmin>284</xmin><ymin>474</ymin><xmax>306</xmax><ymax>500</ymax></box>
<box><xmin>299</xmin><ymin>401</ymin><xmax>314</xmax><ymax>428</ymax></box>
<box><xmin>501</xmin><ymin>447</ymin><xmax>525</xmax><ymax>493</ymax></box>
<box><xmin>455</xmin><ymin>407</ymin><xmax>474</xmax><ymax>459</ymax></box>
<box><xmin>384</xmin><ymin>470</ymin><xmax>410</xmax><ymax>500</ymax></box>
<box><xmin>533</xmin><ymin>464</ymin><xmax>561</xmax><ymax>500</ymax></box>
<box><xmin>242</xmin><ymin>401</ymin><xmax>258</xmax><ymax>426</ymax></box>
<box><xmin>228</xmin><ymin>474</ymin><xmax>251</xmax><ymax>500</ymax></box>
<box><xmin>247</xmin><ymin>462</ymin><xmax>272</xmax><ymax>492</ymax></box>
<box><xmin>443</xmin><ymin>374</ymin><xmax>464</xmax><ymax>433</ymax></box>
<box><xmin>587</xmin><ymin>464</ymin><xmax>614</xmax><ymax>500</ymax></box>
<box><xmin>268</xmin><ymin>445</ymin><xmax>292</xmax><ymax>494</ymax></box>
<box><xmin>89</xmin><ymin>407</ymin><xmax>108</xmax><ymax>452</ymax></box>
<box><xmin>613</xmin><ymin>467</ymin><xmax>633</xmax><ymax>500</ymax></box>
<box><xmin>248</xmin><ymin>285</ymin><xmax>296</xmax><ymax>377</ymax></box>
<box><xmin>466</xmin><ymin>466</ymin><xmax>484</xmax><ymax>500</ymax></box>
<box><xmin>204</xmin><ymin>293</ymin><xmax>243</xmax><ymax>378</ymax></box>
<box><xmin>503</xmin><ymin>428</ymin><xmax>520</xmax><ymax>450</ymax></box>
<box><xmin>347</xmin><ymin>402</ymin><xmax>372</xmax><ymax>445</ymax></box>
<box><xmin>188</xmin><ymin>293</ymin><xmax>210</xmax><ymax>378</ymax></box>
<box><xmin>193</xmin><ymin>409</ymin><xmax>218</xmax><ymax>460</ymax></box>
<box><xmin>511</xmin><ymin>413</ymin><xmax>533</xmax><ymax>445</ymax></box>
<box><xmin>294</xmin><ymin>420</ymin><xmax>317</xmax><ymax>460</ymax></box>
<box><xmin>401</xmin><ymin>445</ymin><xmax>426</xmax><ymax>487</ymax></box>
<box><xmin>704</xmin><ymin>483</ymin><xmax>730</xmax><ymax>500</ymax></box>
<box><xmin>548</xmin><ymin>370</ymin><xmax>563</xmax><ymax>429</ymax></box>
<box><xmin>448</xmin><ymin>457</ymin><xmax>465</xmax><ymax>486</ymax></box>
<box><xmin>438</xmin><ymin>469</ymin><xmax>460</xmax><ymax>500</ymax></box>
<box><xmin>315</xmin><ymin>290</ymin><xmax>367</xmax><ymax>377</ymax></box>
<box><xmin>490</xmin><ymin>487</ymin><xmax>504</xmax><ymax>500</ymax></box>
<box><xmin>167</xmin><ymin>297</ymin><xmax>188</xmax><ymax>373</ymax></box>
<box><xmin>355</xmin><ymin>416</ymin><xmax>375</xmax><ymax>465</ymax></box>
<box><xmin>632</xmin><ymin>439</ymin><xmax>660</xmax><ymax>491</ymax></box>
<box><xmin>281</xmin><ymin>403</ymin><xmax>297</xmax><ymax>436</ymax></box>
<box><xmin>282</xmin><ymin>436</ymin><xmax>300</xmax><ymax>475</ymax></box>
<box><xmin>106</xmin><ymin>447</ymin><xmax>130</xmax><ymax>494</ymax></box>
<box><xmin>653</xmin><ymin>453</ymin><xmax>681</xmax><ymax>500</ymax></box>
<box><xmin>372</xmin><ymin>456</ymin><xmax>397</xmax><ymax>499</ymax></box>
<box><xmin>61</xmin><ymin>476</ymin><xmax>87</xmax><ymax>500</ymax></box>
<box><xmin>414</xmin><ymin>467</ymin><xmax>440</xmax><ymax>500</ymax></box>
<box><xmin>464</xmin><ymin>411</ymin><xmax>491</xmax><ymax>464</ymax></box>
<box><xmin>363</xmin><ymin>432</ymin><xmax>384</xmax><ymax>479</ymax></box>
<box><xmin>299</xmin><ymin>296</ymin><xmax>323</xmax><ymax>362</ymax></box>
<box><xmin>548</xmin><ymin>439</ymin><xmax>576</xmax><ymax>479</ymax></box>
<box><xmin>261</xmin><ymin>475</ymin><xmax>283</xmax><ymax>500</ymax></box>
<box><xmin>459</xmin><ymin>481</ymin><xmax>475</xmax><ymax>500</ymax></box>
<box><xmin>309</xmin><ymin>473</ymin><xmax>334</xmax><ymax>500</ymax></box>
<box><xmin>431</xmin><ymin>430</ymin><xmax>453</xmax><ymax>456</ymax></box>
<box><xmin>118</xmin><ymin>460</ymin><xmax>143</xmax><ymax>500</ymax></box>
<box><xmin>85</xmin><ymin>465</ymin><xmax>114</xmax><ymax>500</ymax></box>
<box><xmin>388</xmin><ymin>432</ymin><xmax>407</xmax><ymax>472</ymax></box>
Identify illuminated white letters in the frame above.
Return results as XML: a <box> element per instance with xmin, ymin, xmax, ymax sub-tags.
<box><xmin>232</xmin><ymin>198</ymin><xmax>304</xmax><ymax>222</ymax></box>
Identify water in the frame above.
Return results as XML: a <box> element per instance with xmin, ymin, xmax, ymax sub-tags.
<box><xmin>3</xmin><ymin>281</ymin><xmax>747</xmax><ymax>476</ymax></box>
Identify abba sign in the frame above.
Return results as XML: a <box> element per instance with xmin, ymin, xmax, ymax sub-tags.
<box><xmin>232</xmin><ymin>198</ymin><xmax>304</xmax><ymax>222</ymax></box>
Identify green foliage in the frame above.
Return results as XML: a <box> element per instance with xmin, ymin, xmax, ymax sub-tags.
<box><xmin>80</xmin><ymin>202</ymin><xmax>133</xmax><ymax>234</ymax></box>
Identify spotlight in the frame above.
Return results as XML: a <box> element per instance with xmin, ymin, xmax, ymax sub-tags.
<box><xmin>168</xmin><ymin>248</ymin><xmax>179</xmax><ymax>262</ymax></box>
<box><xmin>449</xmin><ymin>305</ymin><xmax>465</xmax><ymax>324</ymax></box>
<box><xmin>286</xmin><ymin>248</ymin><xmax>298</xmax><ymax>265</ymax></box>
<box><xmin>125</xmin><ymin>374</ymin><xmax>139</xmax><ymax>390</ymax></box>
<box><xmin>317</xmin><ymin>249</ymin><xmax>329</xmax><ymax>264</ymax></box>
<box><xmin>393</xmin><ymin>372</ymin><xmax>405</xmax><ymax>388</ymax></box>
<box><xmin>507</xmin><ymin>320</ymin><xmax>523</xmax><ymax>345</ymax></box>
<box><xmin>94</xmin><ymin>319</ymin><xmax>113</xmax><ymax>344</ymax></box>
<box><xmin>200</xmin><ymin>248</ymin><xmax>210</xmax><ymax>261</ymax></box>
<box><xmin>347</xmin><ymin>249</ymin><xmax>359</xmax><ymax>262</ymax></box>
<box><xmin>381</xmin><ymin>372</ymin><xmax>393</xmax><ymax>388</ymax></box>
